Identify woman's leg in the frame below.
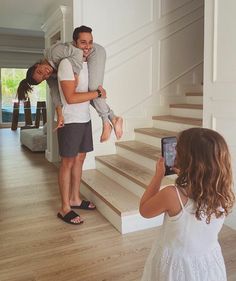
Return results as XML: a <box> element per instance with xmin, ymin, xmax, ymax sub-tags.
<box><xmin>88</xmin><ymin>43</ymin><xmax>123</xmax><ymax>141</ymax></box>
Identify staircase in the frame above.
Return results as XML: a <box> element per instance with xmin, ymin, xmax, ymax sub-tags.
<box><xmin>81</xmin><ymin>91</ymin><xmax>203</xmax><ymax>234</ymax></box>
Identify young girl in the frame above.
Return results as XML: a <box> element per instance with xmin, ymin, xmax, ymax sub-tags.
<box><xmin>139</xmin><ymin>127</ymin><xmax>235</xmax><ymax>281</ymax></box>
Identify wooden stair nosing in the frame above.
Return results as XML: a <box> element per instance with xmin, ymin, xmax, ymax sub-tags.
<box><xmin>134</xmin><ymin>128</ymin><xmax>177</xmax><ymax>138</ymax></box>
<box><xmin>185</xmin><ymin>92</ymin><xmax>203</xmax><ymax>96</ymax></box>
<box><xmin>116</xmin><ymin>140</ymin><xmax>161</xmax><ymax>161</ymax></box>
<box><xmin>169</xmin><ymin>103</ymin><xmax>203</xmax><ymax>109</ymax></box>
<box><xmin>95</xmin><ymin>155</ymin><xmax>150</xmax><ymax>188</ymax></box>
<box><xmin>82</xmin><ymin>169</ymin><xmax>140</xmax><ymax>217</ymax></box>
<box><xmin>152</xmin><ymin>115</ymin><xmax>202</xmax><ymax>126</ymax></box>
<box><xmin>95</xmin><ymin>154</ymin><xmax>175</xmax><ymax>189</ymax></box>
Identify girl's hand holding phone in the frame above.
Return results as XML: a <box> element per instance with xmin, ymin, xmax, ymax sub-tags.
<box><xmin>155</xmin><ymin>157</ymin><xmax>166</xmax><ymax>179</ymax></box>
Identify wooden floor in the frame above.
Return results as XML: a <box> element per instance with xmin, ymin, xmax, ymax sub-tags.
<box><xmin>0</xmin><ymin>128</ymin><xmax>235</xmax><ymax>281</ymax></box>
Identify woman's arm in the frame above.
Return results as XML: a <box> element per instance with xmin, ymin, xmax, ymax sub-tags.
<box><xmin>54</xmin><ymin>105</ymin><xmax>64</xmax><ymax>130</ymax></box>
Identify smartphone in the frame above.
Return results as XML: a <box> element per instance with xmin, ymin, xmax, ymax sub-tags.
<box><xmin>161</xmin><ymin>136</ymin><xmax>177</xmax><ymax>175</ymax></box>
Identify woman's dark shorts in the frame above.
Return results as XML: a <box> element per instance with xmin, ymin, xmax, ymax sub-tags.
<box><xmin>57</xmin><ymin>121</ymin><xmax>93</xmax><ymax>157</ymax></box>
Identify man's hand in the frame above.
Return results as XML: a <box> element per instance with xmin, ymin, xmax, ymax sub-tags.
<box><xmin>54</xmin><ymin>115</ymin><xmax>64</xmax><ymax>132</ymax></box>
<box><xmin>97</xmin><ymin>85</ymin><xmax>107</xmax><ymax>98</ymax></box>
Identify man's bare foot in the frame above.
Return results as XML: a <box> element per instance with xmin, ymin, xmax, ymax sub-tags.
<box><xmin>112</xmin><ymin>117</ymin><xmax>123</xmax><ymax>140</ymax></box>
<box><xmin>100</xmin><ymin>122</ymin><xmax>112</xmax><ymax>142</ymax></box>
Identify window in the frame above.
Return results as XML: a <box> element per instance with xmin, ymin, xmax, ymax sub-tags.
<box><xmin>1</xmin><ymin>68</ymin><xmax>46</xmax><ymax>123</ymax></box>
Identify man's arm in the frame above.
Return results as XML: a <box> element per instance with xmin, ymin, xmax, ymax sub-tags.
<box><xmin>60</xmin><ymin>81</ymin><xmax>106</xmax><ymax>104</ymax></box>
<box><xmin>58</xmin><ymin>58</ymin><xmax>106</xmax><ymax>104</ymax></box>
<box><xmin>47</xmin><ymin>76</ymin><xmax>62</xmax><ymax>107</ymax></box>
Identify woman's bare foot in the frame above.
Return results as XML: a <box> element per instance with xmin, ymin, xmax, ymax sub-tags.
<box><xmin>100</xmin><ymin>121</ymin><xmax>112</xmax><ymax>142</ymax></box>
<box><xmin>112</xmin><ymin>117</ymin><xmax>123</xmax><ymax>140</ymax></box>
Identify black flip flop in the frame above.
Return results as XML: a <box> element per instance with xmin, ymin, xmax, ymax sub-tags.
<box><xmin>71</xmin><ymin>200</ymin><xmax>96</xmax><ymax>210</ymax></box>
<box><xmin>57</xmin><ymin>210</ymin><xmax>83</xmax><ymax>225</ymax></box>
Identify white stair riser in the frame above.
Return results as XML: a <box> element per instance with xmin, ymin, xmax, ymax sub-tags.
<box><xmin>81</xmin><ymin>181</ymin><xmax>164</xmax><ymax>234</ymax></box>
<box><xmin>185</xmin><ymin>96</ymin><xmax>203</xmax><ymax>104</ymax></box>
<box><xmin>170</xmin><ymin>108</ymin><xmax>203</xmax><ymax>118</ymax></box>
<box><xmin>116</xmin><ymin>146</ymin><xmax>156</xmax><ymax>171</ymax></box>
<box><xmin>96</xmin><ymin>160</ymin><xmax>177</xmax><ymax>195</ymax></box>
<box><xmin>80</xmin><ymin>182</ymin><xmax>122</xmax><ymax>232</ymax></box>
<box><xmin>96</xmin><ymin>161</ymin><xmax>145</xmax><ymax>197</ymax></box>
<box><xmin>122</xmin><ymin>213</ymin><xmax>164</xmax><ymax>234</ymax></box>
<box><xmin>153</xmin><ymin>120</ymin><xmax>199</xmax><ymax>131</ymax></box>
<box><xmin>135</xmin><ymin>132</ymin><xmax>162</xmax><ymax>148</ymax></box>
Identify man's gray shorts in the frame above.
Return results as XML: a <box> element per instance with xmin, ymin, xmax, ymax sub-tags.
<box><xmin>57</xmin><ymin>121</ymin><xmax>93</xmax><ymax>157</ymax></box>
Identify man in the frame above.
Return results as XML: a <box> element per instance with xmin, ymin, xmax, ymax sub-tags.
<box><xmin>17</xmin><ymin>27</ymin><xmax>123</xmax><ymax>142</ymax></box>
<box><xmin>56</xmin><ymin>26</ymin><xmax>107</xmax><ymax>224</ymax></box>
<box><xmin>72</xmin><ymin>27</ymin><xmax>123</xmax><ymax>142</ymax></box>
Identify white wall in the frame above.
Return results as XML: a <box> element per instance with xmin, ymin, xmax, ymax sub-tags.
<box><xmin>204</xmin><ymin>0</ymin><xmax>236</xmax><ymax>184</ymax></box>
<box><xmin>45</xmin><ymin>0</ymin><xmax>73</xmax><ymax>19</ymax></box>
<box><xmin>204</xmin><ymin>0</ymin><xmax>236</xmax><ymax>229</ymax></box>
<box><xmin>72</xmin><ymin>0</ymin><xmax>204</xmax><ymax>168</ymax></box>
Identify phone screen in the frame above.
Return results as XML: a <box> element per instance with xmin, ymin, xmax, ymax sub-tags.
<box><xmin>161</xmin><ymin>137</ymin><xmax>177</xmax><ymax>175</ymax></box>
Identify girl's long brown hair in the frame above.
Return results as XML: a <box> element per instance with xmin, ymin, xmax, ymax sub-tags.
<box><xmin>16</xmin><ymin>63</ymin><xmax>39</xmax><ymax>101</ymax></box>
<box><xmin>175</xmin><ymin>128</ymin><xmax>235</xmax><ymax>223</ymax></box>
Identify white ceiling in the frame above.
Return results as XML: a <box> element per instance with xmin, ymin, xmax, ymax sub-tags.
<box><xmin>0</xmin><ymin>0</ymin><xmax>58</xmax><ymax>36</ymax></box>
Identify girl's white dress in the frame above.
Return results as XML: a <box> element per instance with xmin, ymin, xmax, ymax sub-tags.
<box><xmin>141</xmin><ymin>187</ymin><xmax>227</xmax><ymax>281</ymax></box>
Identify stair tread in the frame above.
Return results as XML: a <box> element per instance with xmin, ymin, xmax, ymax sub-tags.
<box><xmin>134</xmin><ymin>127</ymin><xmax>177</xmax><ymax>138</ymax></box>
<box><xmin>152</xmin><ymin>115</ymin><xmax>202</xmax><ymax>126</ymax></box>
<box><xmin>170</xmin><ymin>103</ymin><xmax>203</xmax><ymax>109</ymax></box>
<box><xmin>116</xmin><ymin>140</ymin><xmax>161</xmax><ymax>160</ymax></box>
<box><xmin>82</xmin><ymin>169</ymin><xmax>140</xmax><ymax>216</ymax></box>
<box><xmin>96</xmin><ymin>154</ymin><xmax>175</xmax><ymax>188</ymax></box>
<box><xmin>185</xmin><ymin>92</ymin><xmax>203</xmax><ymax>96</ymax></box>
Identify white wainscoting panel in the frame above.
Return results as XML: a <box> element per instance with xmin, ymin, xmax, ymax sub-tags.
<box><xmin>71</xmin><ymin>0</ymin><xmax>204</xmax><ymax>164</ymax></box>
<box><xmin>104</xmin><ymin>47</ymin><xmax>153</xmax><ymax>114</ymax></box>
<box><xmin>211</xmin><ymin>115</ymin><xmax>236</xmax><ymax>147</ymax></box>
<box><xmin>159</xmin><ymin>18</ymin><xmax>203</xmax><ymax>88</ymax></box>
<box><xmin>211</xmin><ymin>114</ymin><xmax>236</xmax><ymax>195</ymax></box>
<box><xmin>204</xmin><ymin>1</ymin><xmax>236</xmax><ymax>229</ymax></box>
<box><xmin>213</xmin><ymin>0</ymin><xmax>236</xmax><ymax>82</ymax></box>
<box><xmin>74</xmin><ymin>0</ymin><xmax>154</xmax><ymax>46</ymax></box>
<box><xmin>160</xmin><ymin>0</ymin><xmax>193</xmax><ymax>17</ymax></box>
